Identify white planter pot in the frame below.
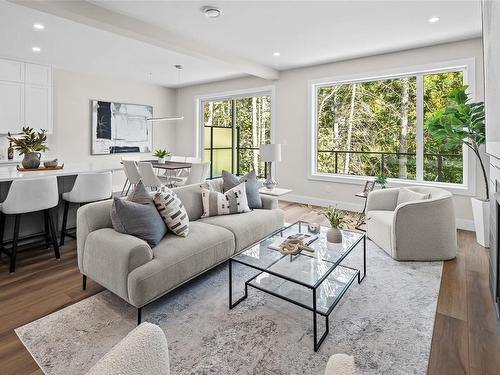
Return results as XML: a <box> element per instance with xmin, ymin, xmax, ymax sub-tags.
<box><xmin>471</xmin><ymin>197</ymin><xmax>490</xmax><ymax>247</ymax></box>
<box><xmin>157</xmin><ymin>157</ymin><xmax>165</xmax><ymax>164</ymax></box>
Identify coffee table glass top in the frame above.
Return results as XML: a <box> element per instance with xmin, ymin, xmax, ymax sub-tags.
<box><xmin>232</xmin><ymin>221</ymin><xmax>364</xmax><ymax>288</ymax></box>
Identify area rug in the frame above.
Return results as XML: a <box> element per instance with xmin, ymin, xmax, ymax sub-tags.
<box><xmin>16</xmin><ymin>240</ymin><xmax>442</xmax><ymax>375</ymax></box>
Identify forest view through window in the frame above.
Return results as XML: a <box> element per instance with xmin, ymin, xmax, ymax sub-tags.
<box><xmin>203</xmin><ymin>94</ymin><xmax>271</xmax><ymax>179</ymax></box>
<box><xmin>315</xmin><ymin>70</ymin><xmax>464</xmax><ymax>184</ymax></box>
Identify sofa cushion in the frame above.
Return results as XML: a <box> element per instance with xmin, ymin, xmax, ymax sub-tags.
<box><xmin>154</xmin><ymin>189</ymin><xmax>189</xmax><ymax>237</ymax></box>
<box><xmin>366</xmin><ymin>210</ymin><xmax>394</xmax><ymax>257</ymax></box>
<box><xmin>111</xmin><ymin>197</ymin><xmax>167</xmax><ymax>247</ymax></box>
<box><xmin>201</xmin><ymin>182</ymin><xmax>251</xmax><ymax>218</ymax></box>
<box><xmin>198</xmin><ymin>208</ymin><xmax>285</xmax><ymax>252</ymax></box>
<box><xmin>222</xmin><ymin>170</ymin><xmax>262</xmax><ymax>209</ymax></box>
<box><xmin>397</xmin><ymin>188</ymin><xmax>430</xmax><ymax>206</ymax></box>
<box><xmin>171</xmin><ymin>183</ymin><xmax>204</xmax><ymax>221</ymax></box>
<box><xmin>127</xmin><ymin>221</ymin><xmax>235</xmax><ymax>307</ymax></box>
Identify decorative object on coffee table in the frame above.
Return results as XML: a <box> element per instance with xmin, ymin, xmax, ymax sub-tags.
<box><xmin>278</xmin><ymin>238</ymin><xmax>315</xmax><ymax>255</ymax></box>
<box><xmin>319</xmin><ymin>206</ymin><xmax>346</xmax><ymax>243</ymax></box>
<box><xmin>259</xmin><ymin>143</ymin><xmax>281</xmax><ymax>189</ymax></box>
<box><xmin>7</xmin><ymin>127</ymin><xmax>48</xmax><ymax>169</ymax></box>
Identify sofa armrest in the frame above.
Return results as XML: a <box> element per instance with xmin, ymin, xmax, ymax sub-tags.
<box><xmin>81</xmin><ymin>228</ymin><xmax>153</xmax><ymax>302</ymax></box>
<box><xmin>393</xmin><ymin>196</ymin><xmax>457</xmax><ymax>260</ymax></box>
<box><xmin>86</xmin><ymin>322</ymin><xmax>169</xmax><ymax>375</ymax></box>
<box><xmin>260</xmin><ymin>194</ymin><xmax>279</xmax><ymax>210</ymax></box>
<box><xmin>77</xmin><ymin>199</ymin><xmax>114</xmax><ymax>270</ymax></box>
<box><xmin>366</xmin><ymin>188</ymin><xmax>399</xmax><ymax>212</ymax></box>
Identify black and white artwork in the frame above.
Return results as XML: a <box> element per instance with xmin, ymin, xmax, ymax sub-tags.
<box><xmin>91</xmin><ymin>100</ymin><xmax>153</xmax><ymax>155</ymax></box>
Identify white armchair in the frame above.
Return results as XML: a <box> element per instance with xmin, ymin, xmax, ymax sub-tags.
<box><xmin>366</xmin><ymin>187</ymin><xmax>457</xmax><ymax>261</ymax></box>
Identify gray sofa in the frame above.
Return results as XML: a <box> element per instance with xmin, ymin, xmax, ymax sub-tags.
<box><xmin>77</xmin><ymin>182</ymin><xmax>285</xmax><ymax>322</ymax></box>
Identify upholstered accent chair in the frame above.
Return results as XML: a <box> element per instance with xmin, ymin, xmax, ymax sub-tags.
<box><xmin>366</xmin><ymin>187</ymin><xmax>457</xmax><ymax>261</ymax></box>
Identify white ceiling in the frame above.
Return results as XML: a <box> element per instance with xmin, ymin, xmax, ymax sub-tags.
<box><xmin>1</xmin><ymin>0</ymin><xmax>482</xmax><ymax>87</ymax></box>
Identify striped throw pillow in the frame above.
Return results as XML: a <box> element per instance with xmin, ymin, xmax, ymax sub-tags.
<box><xmin>153</xmin><ymin>189</ymin><xmax>189</xmax><ymax>237</ymax></box>
<box><xmin>201</xmin><ymin>182</ymin><xmax>251</xmax><ymax>218</ymax></box>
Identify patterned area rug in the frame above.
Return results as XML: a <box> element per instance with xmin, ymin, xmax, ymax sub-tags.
<box><xmin>16</xmin><ymin>240</ymin><xmax>442</xmax><ymax>375</ymax></box>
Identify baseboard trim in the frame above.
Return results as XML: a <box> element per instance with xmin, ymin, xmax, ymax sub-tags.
<box><xmin>281</xmin><ymin>193</ymin><xmax>476</xmax><ymax>232</ymax></box>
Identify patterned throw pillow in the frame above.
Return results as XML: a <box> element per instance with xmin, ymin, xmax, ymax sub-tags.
<box><xmin>222</xmin><ymin>170</ymin><xmax>262</xmax><ymax>209</ymax></box>
<box><xmin>201</xmin><ymin>182</ymin><xmax>251</xmax><ymax>218</ymax></box>
<box><xmin>154</xmin><ymin>189</ymin><xmax>190</xmax><ymax>237</ymax></box>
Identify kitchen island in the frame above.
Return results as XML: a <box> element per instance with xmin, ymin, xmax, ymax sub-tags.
<box><xmin>0</xmin><ymin>162</ymin><xmax>121</xmax><ymax>249</ymax></box>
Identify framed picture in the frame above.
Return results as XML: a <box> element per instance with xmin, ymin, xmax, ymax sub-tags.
<box><xmin>91</xmin><ymin>100</ymin><xmax>153</xmax><ymax>155</ymax></box>
<box><xmin>362</xmin><ymin>180</ymin><xmax>376</xmax><ymax>194</ymax></box>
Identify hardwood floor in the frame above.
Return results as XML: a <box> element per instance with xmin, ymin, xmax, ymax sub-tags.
<box><xmin>0</xmin><ymin>202</ymin><xmax>499</xmax><ymax>374</ymax></box>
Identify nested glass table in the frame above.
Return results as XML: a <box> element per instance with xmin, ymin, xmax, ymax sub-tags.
<box><xmin>229</xmin><ymin>221</ymin><xmax>366</xmax><ymax>351</ymax></box>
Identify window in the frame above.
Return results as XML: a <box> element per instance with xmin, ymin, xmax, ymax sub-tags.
<box><xmin>312</xmin><ymin>67</ymin><xmax>467</xmax><ymax>185</ymax></box>
<box><xmin>202</xmin><ymin>93</ymin><xmax>271</xmax><ymax>179</ymax></box>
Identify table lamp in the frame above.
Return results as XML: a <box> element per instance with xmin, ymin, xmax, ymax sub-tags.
<box><xmin>260</xmin><ymin>143</ymin><xmax>281</xmax><ymax>189</ymax></box>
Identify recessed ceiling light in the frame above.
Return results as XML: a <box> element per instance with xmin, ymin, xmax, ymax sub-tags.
<box><xmin>32</xmin><ymin>46</ymin><xmax>41</xmax><ymax>53</ymax></box>
<box><xmin>428</xmin><ymin>16</ymin><xmax>440</xmax><ymax>23</ymax></box>
<box><xmin>33</xmin><ymin>23</ymin><xmax>45</xmax><ymax>30</ymax></box>
<box><xmin>201</xmin><ymin>6</ymin><xmax>221</xmax><ymax>18</ymax></box>
<box><xmin>273</xmin><ymin>52</ymin><xmax>281</xmax><ymax>57</ymax></box>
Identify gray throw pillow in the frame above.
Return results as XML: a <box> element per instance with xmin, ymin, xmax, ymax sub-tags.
<box><xmin>397</xmin><ymin>188</ymin><xmax>431</xmax><ymax>206</ymax></box>
<box><xmin>111</xmin><ymin>181</ymin><xmax>167</xmax><ymax>247</ymax></box>
<box><xmin>222</xmin><ymin>170</ymin><xmax>262</xmax><ymax>209</ymax></box>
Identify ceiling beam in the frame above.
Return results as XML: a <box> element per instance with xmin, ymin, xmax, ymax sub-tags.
<box><xmin>11</xmin><ymin>0</ymin><xmax>280</xmax><ymax>81</ymax></box>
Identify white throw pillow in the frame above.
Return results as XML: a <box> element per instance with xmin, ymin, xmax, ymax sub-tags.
<box><xmin>397</xmin><ymin>188</ymin><xmax>430</xmax><ymax>206</ymax></box>
<box><xmin>201</xmin><ymin>182</ymin><xmax>251</xmax><ymax>218</ymax></box>
<box><xmin>153</xmin><ymin>189</ymin><xmax>189</xmax><ymax>237</ymax></box>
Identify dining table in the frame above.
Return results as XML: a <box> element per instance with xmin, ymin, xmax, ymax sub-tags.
<box><xmin>130</xmin><ymin>160</ymin><xmax>192</xmax><ymax>187</ymax></box>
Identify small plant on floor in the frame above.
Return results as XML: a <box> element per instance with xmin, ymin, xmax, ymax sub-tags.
<box><xmin>375</xmin><ymin>175</ymin><xmax>387</xmax><ymax>188</ymax></box>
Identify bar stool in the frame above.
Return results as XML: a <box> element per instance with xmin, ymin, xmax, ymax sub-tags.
<box><xmin>60</xmin><ymin>172</ymin><xmax>113</xmax><ymax>246</ymax></box>
<box><xmin>0</xmin><ymin>176</ymin><xmax>60</xmax><ymax>273</ymax></box>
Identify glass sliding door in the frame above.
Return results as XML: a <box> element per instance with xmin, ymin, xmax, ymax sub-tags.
<box><xmin>203</xmin><ymin>94</ymin><xmax>271</xmax><ymax>179</ymax></box>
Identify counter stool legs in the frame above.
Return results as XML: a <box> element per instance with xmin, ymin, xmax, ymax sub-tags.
<box><xmin>46</xmin><ymin>209</ymin><xmax>60</xmax><ymax>259</ymax></box>
<box><xmin>10</xmin><ymin>214</ymin><xmax>20</xmax><ymax>273</ymax></box>
<box><xmin>60</xmin><ymin>201</ymin><xmax>70</xmax><ymax>246</ymax></box>
<box><xmin>43</xmin><ymin>210</ymin><xmax>50</xmax><ymax>249</ymax></box>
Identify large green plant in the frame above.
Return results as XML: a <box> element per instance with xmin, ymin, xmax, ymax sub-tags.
<box><xmin>7</xmin><ymin>127</ymin><xmax>49</xmax><ymax>155</ymax></box>
<box><xmin>426</xmin><ymin>85</ymin><xmax>487</xmax><ymax>199</ymax></box>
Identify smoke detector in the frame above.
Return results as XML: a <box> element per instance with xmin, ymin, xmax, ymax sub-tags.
<box><xmin>201</xmin><ymin>6</ymin><xmax>221</xmax><ymax>18</ymax></box>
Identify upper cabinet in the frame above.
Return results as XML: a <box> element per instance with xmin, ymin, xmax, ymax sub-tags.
<box><xmin>0</xmin><ymin>58</ymin><xmax>52</xmax><ymax>134</ymax></box>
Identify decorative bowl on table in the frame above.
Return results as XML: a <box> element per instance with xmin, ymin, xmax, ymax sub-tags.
<box><xmin>43</xmin><ymin>158</ymin><xmax>58</xmax><ymax>168</ymax></box>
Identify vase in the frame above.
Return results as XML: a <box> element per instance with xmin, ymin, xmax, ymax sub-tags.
<box><xmin>326</xmin><ymin>227</ymin><xmax>343</xmax><ymax>243</ymax></box>
<box><xmin>157</xmin><ymin>157</ymin><xmax>165</xmax><ymax>164</ymax></box>
<box><xmin>471</xmin><ymin>197</ymin><xmax>490</xmax><ymax>247</ymax></box>
<box><xmin>22</xmin><ymin>152</ymin><xmax>41</xmax><ymax>169</ymax></box>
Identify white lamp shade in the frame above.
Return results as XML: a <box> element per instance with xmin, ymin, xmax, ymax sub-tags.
<box><xmin>260</xmin><ymin>144</ymin><xmax>282</xmax><ymax>162</ymax></box>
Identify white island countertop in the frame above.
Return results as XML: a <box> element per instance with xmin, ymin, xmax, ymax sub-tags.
<box><xmin>0</xmin><ymin>162</ymin><xmax>122</xmax><ymax>182</ymax></box>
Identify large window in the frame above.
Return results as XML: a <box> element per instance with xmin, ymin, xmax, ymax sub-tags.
<box><xmin>313</xmin><ymin>67</ymin><xmax>466</xmax><ymax>185</ymax></box>
<box><xmin>202</xmin><ymin>93</ymin><xmax>271</xmax><ymax>179</ymax></box>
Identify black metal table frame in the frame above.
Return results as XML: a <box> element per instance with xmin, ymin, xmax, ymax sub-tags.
<box><xmin>228</xmin><ymin>223</ymin><xmax>366</xmax><ymax>351</ymax></box>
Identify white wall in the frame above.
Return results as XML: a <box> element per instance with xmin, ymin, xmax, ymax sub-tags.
<box><xmin>175</xmin><ymin>38</ymin><xmax>485</xmax><ymax>227</ymax></box>
<box><xmin>0</xmin><ymin>68</ymin><xmax>176</xmax><ymax>190</ymax></box>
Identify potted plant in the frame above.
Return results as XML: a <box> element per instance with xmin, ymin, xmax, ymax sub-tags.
<box><xmin>321</xmin><ymin>205</ymin><xmax>347</xmax><ymax>243</ymax></box>
<box><xmin>153</xmin><ymin>149</ymin><xmax>171</xmax><ymax>163</ymax></box>
<box><xmin>375</xmin><ymin>175</ymin><xmax>387</xmax><ymax>189</ymax></box>
<box><xmin>426</xmin><ymin>85</ymin><xmax>488</xmax><ymax>246</ymax></box>
<box><xmin>7</xmin><ymin>127</ymin><xmax>49</xmax><ymax>169</ymax></box>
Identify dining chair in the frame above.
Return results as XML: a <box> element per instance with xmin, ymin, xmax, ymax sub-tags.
<box><xmin>138</xmin><ymin>162</ymin><xmax>168</xmax><ymax>190</ymax></box>
<box><xmin>60</xmin><ymin>172</ymin><xmax>113</xmax><ymax>246</ymax></box>
<box><xmin>0</xmin><ymin>176</ymin><xmax>60</xmax><ymax>272</ymax></box>
<box><xmin>122</xmin><ymin>160</ymin><xmax>141</xmax><ymax>195</ymax></box>
<box><xmin>172</xmin><ymin>162</ymin><xmax>210</xmax><ymax>186</ymax></box>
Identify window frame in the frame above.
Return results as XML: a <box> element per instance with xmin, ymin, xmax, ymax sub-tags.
<box><xmin>307</xmin><ymin>58</ymin><xmax>477</xmax><ymax>196</ymax></box>
<box><xmin>195</xmin><ymin>86</ymin><xmax>276</xmax><ymax>178</ymax></box>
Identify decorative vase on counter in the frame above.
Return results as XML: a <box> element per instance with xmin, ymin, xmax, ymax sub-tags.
<box><xmin>8</xmin><ymin>141</ymin><xmax>14</xmax><ymax>160</ymax></box>
<box><xmin>22</xmin><ymin>152</ymin><xmax>41</xmax><ymax>169</ymax></box>
<box><xmin>326</xmin><ymin>227</ymin><xmax>343</xmax><ymax>243</ymax></box>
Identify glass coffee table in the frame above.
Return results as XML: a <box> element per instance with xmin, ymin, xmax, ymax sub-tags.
<box><xmin>229</xmin><ymin>221</ymin><xmax>366</xmax><ymax>351</ymax></box>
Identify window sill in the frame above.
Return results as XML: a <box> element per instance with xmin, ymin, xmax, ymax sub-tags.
<box><xmin>308</xmin><ymin>172</ymin><xmax>475</xmax><ymax>197</ymax></box>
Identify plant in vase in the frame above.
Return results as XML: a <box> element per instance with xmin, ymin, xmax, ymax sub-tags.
<box><xmin>426</xmin><ymin>85</ymin><xmax>488</xmax><ymax>246</ymax></box>
<box><xmin>153</xmin><ymin>149</ymin><xmax>171</xmax><ymax>163</ymax></box>
<box><xmin>375</xmin><ymin>175</ymin><xmax>387</xmax><ymax>189</ymax></box>
<box><xmin>321</xmin><ymin>205</ymin><xmax>347</xmax><ymax>243</ymax></box>
<box><xmin>7</xmin><ymin>127</ymin><xmax>48</xmax><ymax>169</ymax></box>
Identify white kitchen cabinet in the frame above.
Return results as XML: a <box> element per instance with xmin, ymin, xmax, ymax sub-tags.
<box><xmin>0</xmin><ymin>81</ymin><xmax>24</xmax><ymax>134</ymax></box>
<box><xmin>0</xmin><ymin>58</ymin><xmax>52</xmax><ymax>134</ymax></box>
<box><xmin>25</xmin><ymin>84</ymin><xmax>52</xmax><ymax>132</ymax></box>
